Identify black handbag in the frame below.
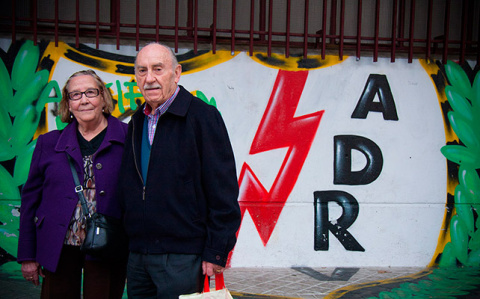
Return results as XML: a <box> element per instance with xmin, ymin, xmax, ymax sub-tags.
<box><xmin>67</xmin><ymin>155</ymin><xmax>128</xmax><ymax>260</ymax></box>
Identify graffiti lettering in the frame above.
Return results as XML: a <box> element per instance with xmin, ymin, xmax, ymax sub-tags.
<box><xmin>314</xmin><ymin>190</ymin><xmax>365</xmax><ymax>251</ymax></box>
<box><xmin>313</xmin><ymin>76</ymin><xmax>392</xmax><ymax>252</ymax></box>
<box><xmin>106</xmin><ymin>80</ymin><xmax>141</xmax><ymax>113</ymax></box>
<box><xmin>334</xmin><ymin>135</ymin><xmax>383</xmax><ymax>185</ymax></box>
<box><xmin>352</xmin><ymin>74</ymin><xmax>398</xmax><ymax>120</ymax></box>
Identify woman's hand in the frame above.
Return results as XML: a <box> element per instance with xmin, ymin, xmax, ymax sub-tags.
<box><xmin>21</xmin><ymin>261</ymin><xmax>44</xmax><ymax>286</ymax></box>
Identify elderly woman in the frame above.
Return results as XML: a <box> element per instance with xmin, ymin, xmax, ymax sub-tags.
<box><xmin>17</xmin><ymin>69</ymin><xmax>128</xmax><ymax>298</ymax></box>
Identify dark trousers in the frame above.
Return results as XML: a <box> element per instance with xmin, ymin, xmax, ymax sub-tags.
<box><xmin>41</xmin><ymin>245</ymin><xmax>127</xmax><ymax>299</ymax></box>
<box><xmin>127</xmin><ymin>252</ymin><xmax>204</xmax><ymax>299</ymax></box>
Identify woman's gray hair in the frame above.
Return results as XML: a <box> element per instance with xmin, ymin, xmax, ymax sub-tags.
<box><xmin>59</xmin><ymin>69</ymin><xmax>114</xmax><ymax>123</ymax></box>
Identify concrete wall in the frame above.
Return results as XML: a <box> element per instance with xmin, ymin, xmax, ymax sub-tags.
<box><xmin>0</xmin><ymin>38</ymin><xmax>479</xmax><ymax>271</ymax></box>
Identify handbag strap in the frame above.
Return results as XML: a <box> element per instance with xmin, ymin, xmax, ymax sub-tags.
<box><xmin>203</xmin><ymin>273</ymin><xmax>226</xmax><ymax>292</ymax></box>
<box><xmin>67</xmin><ymin>154</ymin><xmax>90</xmax><ymax>218</ymax></box>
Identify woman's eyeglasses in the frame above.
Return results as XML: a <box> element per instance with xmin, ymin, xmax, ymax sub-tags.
<box><xmin>68</xmin><ymin>88</ymin><xmax>100</xmax><ymax>101</ymax></box>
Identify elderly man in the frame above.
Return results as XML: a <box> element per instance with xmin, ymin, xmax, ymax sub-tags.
<box><xmin>118</xmin><ymin>42</ymin><xmax>241</xmax><ymax>298</ymax></box>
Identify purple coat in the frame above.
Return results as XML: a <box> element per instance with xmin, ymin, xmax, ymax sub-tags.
<box><xmin>17</xmin><ymin>115</ymin><xmax>128</xmax><ymax>272</ymax></box>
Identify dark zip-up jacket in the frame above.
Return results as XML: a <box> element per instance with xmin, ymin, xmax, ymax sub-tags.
<box><xmin>118</xmin><ymin>86</ymin><xmax>241</xmax><ymax>266</ymax></box>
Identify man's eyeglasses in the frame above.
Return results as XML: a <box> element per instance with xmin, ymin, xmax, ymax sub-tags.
<box><xmin>68</xmin><ymin>88</ymin><xmax>100</xmax><ymax>101</ymax></box>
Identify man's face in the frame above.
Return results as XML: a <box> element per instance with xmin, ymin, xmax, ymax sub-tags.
<box><xmin>135</xmin><ymin>44</ymin><xmax>182</xmax><ymax>110</ymax></box>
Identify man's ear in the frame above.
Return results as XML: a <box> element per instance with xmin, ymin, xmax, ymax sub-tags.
<box><xmin>174</xmin><ymin>64</ymin><xmax>182</xmax><ymax>83</ymax></box>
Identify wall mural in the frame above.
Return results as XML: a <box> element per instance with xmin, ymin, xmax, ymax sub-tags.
<box><xmin>0</xmin><ymin>40</ymin><xmax>479</xmax><ymax>293</ymax></box>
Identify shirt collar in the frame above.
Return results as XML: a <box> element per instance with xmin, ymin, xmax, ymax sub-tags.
<box><xmin>143</xmin><ymin>86</ymin><xmax>180</xmax><ymax>116</ymax></box>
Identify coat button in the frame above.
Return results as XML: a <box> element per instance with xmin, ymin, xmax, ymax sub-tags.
<box><xmin>96</xmin><ymin>163</ymin><xmax>102</xmax><ymax>170</ymax></box>
<box><xmin>99</xmin><ymin>190</ymin><xmax>106</xmax><ymax>196</ymax></box>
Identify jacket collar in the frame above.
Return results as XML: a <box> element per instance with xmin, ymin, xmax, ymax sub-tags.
<box><xmin>164</xmin><ymin>85</ymin><xmax>192</xmax><ymax>117</ymax></box>
<box><xmin>134</xmin><ymin>85</ymin><xmax>192</xmax><ymax>121</ymax></box>
<box><xmin>55</xmin><ymin>115</ymin><xmax>125</xmax><ymax>157</ymax></box>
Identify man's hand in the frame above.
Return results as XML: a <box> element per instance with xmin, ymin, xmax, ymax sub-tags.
<box><xmin>202</xmin><ymin>261</ymin><xmax>225</xmax><ymax>277</ymax></box>
<box><xmin>21</xmin><ymin>261</ymin><xmax>44</xmax><ymax>286</ymax></box>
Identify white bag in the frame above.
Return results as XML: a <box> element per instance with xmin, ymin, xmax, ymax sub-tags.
<box><xmin>179</xmin><ymin>273</ymin><xmax>233</xmax><ymax>299</ymax></box>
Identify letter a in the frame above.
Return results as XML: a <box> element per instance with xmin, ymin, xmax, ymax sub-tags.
<box><xmin>351</xmin><ymin>74</ymin><xmax>398</xmax><ymax>120</ymax></box>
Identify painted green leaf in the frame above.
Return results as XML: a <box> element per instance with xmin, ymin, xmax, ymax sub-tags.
<box><xmin>441</xmin><ymin>145</ymin><xmax>480</xmax><ymax>168</ymax></box>
<box><xmin>445</xmin><ymin>60</ymin><xmax>473</xmax><ymax>100</ymax></box>
<box><xmin>469</xmin><ymin>229</ymin><xmax>480</xmax><ymax>251</ymax></box>
<box><xmin>13</xmin><ymin>139</ymin><xmax>37</xmax><ymax>187</ymax></box>
<box><xmin>378</xmin><ymin>291</ymin><xmax>399</xmax><ymax>299</ymax></box>
<box><xmin>454</xmin><ymin>185</ymin><xmax>474</xmax><ymax>234</ymax></box>
<box><xmin>11</xmin><ymin>69</ymin><xmax>49</xmax><ymax>117</ymax></box>
<box><xmin>472</xmin><ymin>71</ymin><xmax>480</xmax><ymax>109</ymax></box>
<box><xmin>195</xmin><ymin>90</ymin><xmax>217</xmax><ymax>108</ymax></box>
<box><xmin>0</xmin><ymin>165</ymin><xmax>20</xmax><ymax>200</ymax></box>
<box><xmin>0</xmin><ymin>59</ymin><xmax>13</xmax><ymax>113</ymax></box>
<box><xmin>458</xmin><ymin>165</ymin><xmax>480</xmax><ymax>199</ymax></box>
<box><xmin>439</xmin><ymin>242</ymin><xmax>457</xmax><ymax>267</ymax></box>
<box><xmin>0</xmin><ymin>201</ymin><xmax>20</xmax><ymax>256</ymax></box>
<box><xmin>450</xmin><ymin>215</ymin><xmax>469</xmax><ymax>264</ymax></box>
<box><xmin>0</xmin><ymin>138</ymin><xmax>15</xmax><ymax>162</ymax></box>
<box><xmin>210</xmin><ymin>96</ymin><xmax>217</xmax><ymax>107</ymax></box>
<box><xmin>196</xmin><ymin>90</ymin><xmax>207</xmax><ymax>103</ymax></box>
<box><xmin>467</xmin><ymin>249</ymin><xmax>480</xmax><ymax>266</ymax></box>
<box><xmin>0</xmin><ymin>101</ymin><xmax>12</xmax><ymax>140</ymax></box>
<box><xmin>445</xmin><ymin>86</ymin><xmax>474</xmax><ymax>121</ymax></box>
<box><xmin>448</xmin><ymin>111</ymin><xmax>480</xmax><ymax>150</ymax></box>
<box><xmin>10</xmin><ymin>104</ymin><xmax>39</xmax><ymax>151</ymax></box>
<box><xmin>11</xmin><ymin>40</ymin><xmax>39</xmax><ymax>91</ymax></box>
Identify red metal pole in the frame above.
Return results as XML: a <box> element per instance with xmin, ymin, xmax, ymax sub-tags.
<box><xmin>116</xmin><ymin>0</ymin><xmax>120</xmax><ymax>50</ymax></box>
<box><xmin>11</xmin><ymin>0</ymin><xmax>16</xmax><ymax>44</ymax></box>
<box><xmin>212</xmin><ymin>0</ymin><xmax>217</xmax><ymax>54</ymax></box>
<box><xmin>373</xmin><ymin>0</ymin><xmax>380</xmax><ymax>62</ymax></box>
<box><xmin>285</xmin><ymin>0</ymin><xmax>290</xmax><ymax>58</ymax></box>
<box><xmin>231</xmin><ymin>0</ymin><xmax>236</xmax><ymax>54</ymax></box>
<box><xmin>260</xmin><ymin>0</ymin><xmax>266</xmax><ymax>42</ymax></box>
<box><xmin>53</xmin><ymin>0</ymin><xmax>57</xmax><ymax>47</ymax></box>
<box><xmin>75</xmin><ymin>0</ymin><xmax>79</xmax><ymax>48</ymax></box>
<box><xmin>459</xmin><ymin>0</ymin><xmax>468</xmax><ymax>64</ymax></box>
<box><xmin>175</xmin><ymin>0</ymin><xmax>179</xmax><ymax>52</ymax></box>
<box><xmin>477</xmin><ymin>13</ymin><xmax>480</xmax><ymax>65</ymax></box>
<box><xmin>477</xmin><ymin>6</ymin><xmax>480</xmax><ymax>65</ymax></box>
<box><xmin>155</xmin><ymin>0</ymin><xmax>159</xmax><ymax>43</ymax></box>
<box><xmin>408</xmin><ymin>0</ymin><xmax>415</xmax><ymax>63</ymax></box>
<box><xmin>136</xmin><ymin>0</ymin><xmax>140</xmax><ymax>50</ymax></box>
<box><xmin>356</xmin><ymin>0</ymin><xmax>362</xmax><ymax>60</ymax></box>
<box><xmin>339</xmin><ymin>0</ymin><xmax>345</xmax><ymax>60</ymax></box>
<box><xmin>268</xmin><ymin>0</ymin><xmax>273</xmax><ymax>57</ymax></box>
<box><xmin>391</xmin><ymin>0</ymin><xmax>397</xmax><ymax>62</ymax></box>
<box><xmin>426</xmin><ymin>0</ymin><xmax>432</xmax><ymax>60</ymax></box>
<box><xmin>321</xmin><ymin>0</ymin><xmax>326</xmax><ymax>59</ymax></box>
<box><xmin>194</xmin><ymin>0</ymin><xmax>198</xmax><ymax>54</ymax></box>
<box><xmin>304</xmin><ymin>0</ymin><xmax>309</xmax><ymax>58</ymax></box>
<box><xmin>96</xmin><ymin>0</ymin><xmax>100</xmax><ymax>49</ymax></box>
<box><xmin>330</xmin><ymin>0</ymin><xmax>337</xmax><ymax>44</ymax></box>
<box><xmin>187</xmin><ymin>0</ymin><xmax>193</xmax><ymax>38</ymax></box>
<box><xmin>398</xmin><ymin>0</ymin><xmax>405</xmax><ymax>48</ymax></box>
<box><xmin>443</xmin><ymin>0</ymin><xmax>450</xmax><ymax>64</ymax></box>
<box><xmin>250</xmin><ymin>0</ymin><xmax>255</xmax><ymax>56</ymax></box>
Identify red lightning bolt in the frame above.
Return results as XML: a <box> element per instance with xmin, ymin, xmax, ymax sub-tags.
<box><xmin>238</xmin><ymin>69</ymin><xmax>324</xmax><ymax>246</ymax></box>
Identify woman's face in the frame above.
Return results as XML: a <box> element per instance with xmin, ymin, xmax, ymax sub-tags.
<box><xmin>67</xmin><ymin>75</ymin><xmax>106</xmax><ymax>127</ymax></box>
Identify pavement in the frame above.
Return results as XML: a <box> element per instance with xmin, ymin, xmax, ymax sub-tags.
<box><xmin>2</xmin><ymin>266</ymin><xmax>480</xmax><ymax>298</ymax></box>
